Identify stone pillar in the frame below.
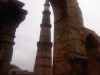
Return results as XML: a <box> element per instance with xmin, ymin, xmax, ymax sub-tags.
<box><xmin>49</xmin><ymin>0</ymin><xmax>85</xmax><ymax>75</ymax></box>
<box><xmin>0</xmin><ymin>0</ymin><xmax>27</xmax><ymax>73</ymax></box>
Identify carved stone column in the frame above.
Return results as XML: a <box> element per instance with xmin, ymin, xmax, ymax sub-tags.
<box><xmin>0</xmin><ymin>0</ymin><xmax>27</xmax><ymax>73</ymax></box>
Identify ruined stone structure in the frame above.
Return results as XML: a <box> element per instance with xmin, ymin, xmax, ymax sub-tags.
<box><xmin>34</xmin><ymin>0</ymin><xmax>52</xmax><ymax>75</ymax></box>
<box><xmin>0</xmin><ymin>0</ymin><xmax>27</xmax><ymax>74</ymax></box>
<box><xmin>49</xmin><ymin>0</ymin><xmax>100</xmax><ymax>75</ymax></box>
<box><xmin>0</xmin><ymin>0</ymin><xmax>100</xmax><ymax>75</ymax></box>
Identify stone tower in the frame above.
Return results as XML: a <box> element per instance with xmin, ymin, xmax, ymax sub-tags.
<box><xmin>34</xmin><ymin>0</ymin><xmax>52</xmax><ymax>75</ymax></box>
<box><xmin>49</xmin><ymin>0</ymin><xmax>100</xmax><ymax>75</ymax></box>
<box><xmin>0</xmin><ymin>0</ymin><xmax>27</xmax><ymax>74</ymax></box>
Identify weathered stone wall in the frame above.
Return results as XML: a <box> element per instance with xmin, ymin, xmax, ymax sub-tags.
<box><xmin>50</xmin><ymin>0</ymin><xmax>100</xmax><ymax>75</ymax></box>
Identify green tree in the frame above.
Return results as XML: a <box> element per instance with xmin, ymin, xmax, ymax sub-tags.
<box><xmin>10</xmin><ymin>64</ymin><xmax>19</xmax><ymax>69</ymax></box>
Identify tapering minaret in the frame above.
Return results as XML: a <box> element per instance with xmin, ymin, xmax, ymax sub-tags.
<box><xmin>33</xmin><ymin>0</ymin><xmax>52</xmax><ymax>75</ymax></box>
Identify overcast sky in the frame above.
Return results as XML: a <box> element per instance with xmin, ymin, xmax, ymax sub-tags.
<box><xmin>11</xmin><ymin>0</ymin><xmax>100</xmax><ymax>72</ymax></box>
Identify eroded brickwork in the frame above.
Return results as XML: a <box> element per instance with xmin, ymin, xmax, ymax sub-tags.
<box><xmin>50</xmin><ymin>0</ymin><xmax>100</xmax><ymax>75</ymax></box>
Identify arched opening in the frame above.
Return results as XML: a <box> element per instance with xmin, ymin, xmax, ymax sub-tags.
<box><xmin>86</xmin><ymin>34</ymin><xmax>100</xmax><ymax>75</ymax></box>
<box><xmin>11</xmin><ymin>0</ymin><xmax>54</xmax><ymax>72</ymax></box>
<box><xmin>86</xmin><ymin>34</ymin><xmax>98</xmax><ymax>50</ymax></box>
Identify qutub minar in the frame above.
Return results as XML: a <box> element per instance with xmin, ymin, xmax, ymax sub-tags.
<box><xmin>33</xmin><ymin>0</ymin><xmax>52</xmax><ymax>75</ymax></box>
<box><xmin>33</xmin><ymin>0</ymin><xmax>100</xmax><ymax>75</ymax></box>
<box><xmin>0</xmin><ymin>0</ymin><xmax>100</xmax><ymax>75</ymax></box>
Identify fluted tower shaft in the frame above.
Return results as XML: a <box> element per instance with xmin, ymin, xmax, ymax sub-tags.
<box><xmin>34</xmin><ymin>0</ymin><xmax>52</xmax><ymax>75</ymax></box>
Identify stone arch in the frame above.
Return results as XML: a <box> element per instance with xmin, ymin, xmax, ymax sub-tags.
<box><xmin>50</xmin><ymin>0</ymin><xmax>84</xmax><ymax>75</ymax></box>
<box><xmin>85</xmin><ymin>34</ymin><xmax>100</xmax><ymax>75</ymax></box>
